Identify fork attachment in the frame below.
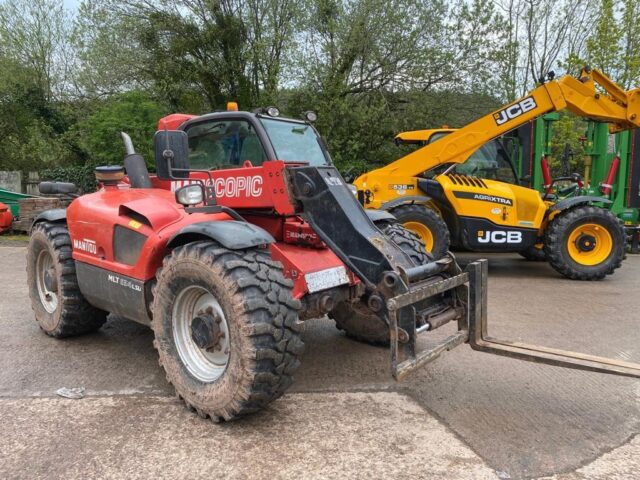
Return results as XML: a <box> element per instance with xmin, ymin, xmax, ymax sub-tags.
<box><xmin>387</xmin><ymin>259</ymin><xmax>640</xmax><ymax>381</ymax></box>
<box><xmin>466</xmin><ymin>260</ymin><xmax>640</xmax><ymax>378</ymax></box>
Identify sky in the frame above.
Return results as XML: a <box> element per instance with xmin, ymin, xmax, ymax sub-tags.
<box><xmin>63</xmin><ymin>0</ymin><xmax>79</xmax><ymax>12</ymax></box>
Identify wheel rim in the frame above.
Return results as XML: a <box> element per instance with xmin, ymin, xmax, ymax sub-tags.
<box><xmin>36</xmin><ymin>249</ymin><xmax>58</xmax><ymax>313</ymax></box>
<box><xmin>403</xmin><ymin>221</ymin><xmax>434</xmax><ymax>252</ymax></box>
<box><xmin>567</xmin><ymin>223</ymin><xmax>613</xmax><ymax>266</ymax></box>
<box><xmin>172</xmin><ymin>285</ymin><xmax>230</xmax><ymax>382</ymax></box>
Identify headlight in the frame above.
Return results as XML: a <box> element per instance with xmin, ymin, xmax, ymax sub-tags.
<box><xmin>347</xmin><ymin>184</ymin><xmax>358</xmax><ymax>197</ymax></box>
<box><xmin>266</xmin><ymin>106</ymin><xmax>280</xmax><ymax>117</ymax></box>
<box><xmin>303</xmin><ymin>111</ymin><xmax>317</xmax><ymax>122</ymax></box>
<box><xmin>175</xmin><ymin>184</ymin><xmax>204</xmax><ymax>206</ymax></box>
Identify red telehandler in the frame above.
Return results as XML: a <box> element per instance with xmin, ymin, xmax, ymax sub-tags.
<box><xmin>27</xmin><ymin>105</ymin><xmax>640</xmax><ymax>421</ymax></box>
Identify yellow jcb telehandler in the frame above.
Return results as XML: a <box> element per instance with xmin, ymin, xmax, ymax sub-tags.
<box><xmin>354</xmin><ymin>67</ymin><xmax>640</xmax><ymax>280</ymax></box>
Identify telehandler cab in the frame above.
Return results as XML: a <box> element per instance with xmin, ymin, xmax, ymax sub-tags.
<box><xmin>354</xmin><ymin>67</ymin><xmax>639</xmax><ymax>280</ymax></box>
<box><xmin>27</xmin><ymin>104</ymin><xmax>640</xmax><ymax>421</ymax></box>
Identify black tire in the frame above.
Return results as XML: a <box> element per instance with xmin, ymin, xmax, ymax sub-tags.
<box><xmin>26</xmin><ymin>222</ymin><xmax>107</xmax><ymax>337</ymax></box>
<box><xmin>389</xmin><ymin>204</ymin><xmax>450</xmax><ymax>259</ymax></box>
<box><xmin>152</xmin><ymin>241</ymin><xmax>303</xmax><ymax>421</ymax></box>
<box><xmin>518</xmin><ymin>245</ymin><xmax>546</xmax><ymax>261</ymax></box>
<box><xmin>330</xmin><ymin>222</ymin><xmax>429</xmax><ymax>346</ymax></box>
<box><xmin>544</xmin><ymin>206</ymin><xmax>625</xmax><ymax>280</ymax></box>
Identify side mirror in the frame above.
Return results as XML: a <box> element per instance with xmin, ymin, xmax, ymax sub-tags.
<box><xmin>154</xmin><ymin>130</ymin><xmax>190</xmax><ymax>180</ymax></box>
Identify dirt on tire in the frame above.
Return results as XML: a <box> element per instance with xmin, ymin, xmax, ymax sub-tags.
<box><xmin>330</xmin><ymin>222</ymin><xmax>430</xmax><ymax>346</ymax></box>
<box><xmin>26</xmin><ymin>222</ymin><xmax>107</xmax><ymax>337</ymax></box>
<box><xmin>151</xmin><ymin>241</ymin><xmax>304</xmax><ymax>421</ymax></box>
<box><xmin>389</xmin><ymin>203</ymin><xmax>450</xmax><ymax>259</ymax></box>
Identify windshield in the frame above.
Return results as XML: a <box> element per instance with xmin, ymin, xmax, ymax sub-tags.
<box><xmin>426</xmin><ymin>133</ymin><xmax>517</xmax><ymax>184</ymax></box>
<box><xmin>260</xmin><ymin>118</ymin><xmax>328</xmax><ymax>166</ymax></box>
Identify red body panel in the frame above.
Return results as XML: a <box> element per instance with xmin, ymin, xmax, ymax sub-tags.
<box><xmin>67</xmin><ymin>185</ymin><xmax>231</xmax><ymax>281</ymax></box>
<box><xmin>282</xmin><ymin>218</ymin><xmax>326</xmax><ymax>248</ymax></box>
<box><xmin>151</xmin><ymin>160</ymin><xmax>295</xmax><ymax>214</ymax></box>
<box><xmin>270</xmin><ymin>243</ymin><xmax>358</xmax><ymax>298</ymax></box>
<box><xmin>67</xmin><ymin>166</ymin><xmax>358</xmax><ymax>298</ymax></box>
<box><xmin>0</xmin><ymin>202</ymin><xmax>12</xmax><ymax>234</ymax></box>
<box><xmin>157</xmin><ymin>114</ymin><xmax>197</xmax><ymax>130</ymax></box>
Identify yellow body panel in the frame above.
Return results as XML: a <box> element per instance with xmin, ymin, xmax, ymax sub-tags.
<box><xmin>438</xmin><ymin>175</ymin><xmax>547</xmax><ymax>229</ymax></box>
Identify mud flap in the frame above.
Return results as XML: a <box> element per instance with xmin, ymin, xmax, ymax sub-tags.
<box><xmin>388</xmin><ymin>259</ymin><xmax>640</xmax><ymax>381</ymax></box>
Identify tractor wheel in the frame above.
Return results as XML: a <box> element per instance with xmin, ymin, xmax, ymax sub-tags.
<box><xmin>151</xmin><ymin>241</ymin><xmax>304</xmax><ymax>421</ymax></box>
<box><xmin>518</xmin><ymin>244</ymin><xmax>546</xmax><ymax>261</ymax></box>
<box><xmin>389</xmin><ymin>204</ymin><xmax>450</xmax><ymax>259</ymax></box>
<box><xmin>26</xmin><ymin>222</ymin><xmax>107</xmax><ymax>337</ymax></box>
<box><xmin>330</xmin><ymin>222</ymin><xmax>430</xmax><ymax>346</ymax></box>
<box><xmin>544</xmin><ymin>206</ymin><xmax>625</xmax><ymax>280</ymax></box>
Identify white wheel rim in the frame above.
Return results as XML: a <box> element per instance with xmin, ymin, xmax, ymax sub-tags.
<box><xmin>172</xmin><ymin>285</ymin><xmax>230</xmax><ymax>382</ymax></box>
<box><xmin>36</xmin><ymin>250</ymin><xmax>58</xmax><ymax>313</ymax></box>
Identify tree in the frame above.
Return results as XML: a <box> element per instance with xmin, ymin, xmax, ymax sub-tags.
<box><xmin>586</xmin><ymin>0</ymin><xmax>622</xmax><ymax>78</ymax></box>
<box><xmin>0</xmin><ymin>0</ymin><xmax>73</xmax><ymax>101</ymax></box>
<box><xmin>494</xmin><ymin>0</ymin><xmax>599</xmax><ymax>95</ymax></box>
<box><xmin>73</xmin><ymin>0</ymin><xmax>304</xmax><ymax>111</ymax></box>
<box><xmin>74</xmin><ymin>91</ymin><xmax>167</xmax><ymax>168</ymax></box>
<box><xmin>619</xmin><ymin>0</ymin><xmax>640</xmax><ymax>88</ymax></box>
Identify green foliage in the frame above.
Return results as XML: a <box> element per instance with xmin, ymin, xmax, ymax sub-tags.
<box><xmin>586</xmin><ymin>0</ymin><xmax>622</xmax><ymax>77</ymax></box>
<box><xmin>0</xmin><ymin>57</ymin><xmax>79</xmax><ymax>172</ymax></box>
<box><xmin>620</xmin><ymin>0</ymin><xmax>640</xmax><ymax>88</ymax></box>
<box><xmin>40</xmin><ymin>164</ymin><xmax>97</xmax><ymax>193</ymax></box>
<box><xmin>548</xmin><ymin>113</ymin><xmax>588</xmax><ymax>176</ymax></box>
<box><xmin>3</xmin><ymin>0</ymin><xmax>639</xmax><ymax>190</ymax></box>
<box><xmin>74</xmin><ymin>91</ymin><xmax>167</xmax><ymax>168</ymax></box>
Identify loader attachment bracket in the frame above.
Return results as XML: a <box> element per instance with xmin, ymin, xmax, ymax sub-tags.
<box><xmin>387</xmin><ymin>263</ymin><xmax>470</xmax><ymax>381</ymax></box>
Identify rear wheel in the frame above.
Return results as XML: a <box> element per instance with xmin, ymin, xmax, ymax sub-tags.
<box><xmin>519</xmin><ymin>244</ymin><xmax>546</xmax><ymax>261</ymax></box>
<box><xmin>330</xmin><ymin>222</ymin><xmax>430</xmax><ymax>346</ymax></box>
<box><xmin>389</xmin><ymin>204</ymin><xmax>449</xmax><ymax>259</ymax></box>
<box><xmin>152</xmin><ymin>241</ymin><xmax>303</xmax><ymax>421</ymax></box>
<box><xmin>544</xmin><ymin>206</ymin><xmax>625</xmax><ymax>280</ymax></box>
<box><xmin>27</xmin><ymin>222</ymin><xmax>107</xmax><ymax>337</ymax></box>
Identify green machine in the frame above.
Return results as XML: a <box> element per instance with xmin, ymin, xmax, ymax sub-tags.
<box><xmin>509</xmin><ymin>115</ymin><xmax>640</xmax><ymax>252</ymax></box>
<box><xmin>0</xmin><ymin>187</ymin><xmax>37</xmax><ymax>218</ymax></box>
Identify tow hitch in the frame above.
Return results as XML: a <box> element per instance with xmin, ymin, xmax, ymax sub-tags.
<box><xmin>387</xmin><ymin>259</ymin><xmax>640</xmax><ymax>380</ymax></box>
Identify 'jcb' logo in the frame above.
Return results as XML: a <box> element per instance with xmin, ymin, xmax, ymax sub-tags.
<box><xmin>477</xmin><ymin>230</ymin><xmax>522</xmax><ymax>244</ymax></box>
<box><xmin>493</xmin><ymin>97</ymin><xmax>537</xmax><ymax>125</ymax></box>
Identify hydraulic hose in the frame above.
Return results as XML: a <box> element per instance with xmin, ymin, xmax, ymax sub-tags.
<box><xmin>541</xmin><ymin>155</ymin><xmax>553</xmax><ymax>194</ymax></box>
<box><xmin>600</xmin><ymin>155</ymin><xmax>620</xmax><ymax>196</ymax></box>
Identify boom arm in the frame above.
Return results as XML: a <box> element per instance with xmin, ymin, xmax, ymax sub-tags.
<box><xmin>380</xmin><ymin>68</ymin><xmax>640</xmax><ymax>178</ymax></box>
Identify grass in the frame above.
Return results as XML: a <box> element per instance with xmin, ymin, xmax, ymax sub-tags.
<box><xmin>0</xmin><ymin>233</ymin><xmax>29</xmax><ymax>243</ymax></box>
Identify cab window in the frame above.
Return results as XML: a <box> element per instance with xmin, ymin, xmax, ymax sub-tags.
<box><xmin>427</xmin><ymin>133</ymin><xmax>517</xmax><ymax>184</ymax></box>
<box><xmin>186</xmin><ymin>120</ymin><xmax>266</xmax><ymax>170</ymax></box>
<box><xmin>455</xmin><ymin>142</ymin><xmax>517</xmax><ymax>184</ymax></box>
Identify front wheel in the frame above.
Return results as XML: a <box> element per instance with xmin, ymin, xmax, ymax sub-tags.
<box><xmin>330</xmin><ymin>222</ymin><xmax>431</xmax><ymax>346</ymax></box>
<box><xmin>544</xmin><ymin>206</ymin><xmax>625</xmax><ymax>280</ymax></box>
<box><xmin>152</xmin><ymin>242</ymin><xmax>304</xmax><ymax>421</ymax></box>
<box><xmin>389</xmin><ymin>204</ymin><xmax>450</xmax><ymax>259</ymax></box>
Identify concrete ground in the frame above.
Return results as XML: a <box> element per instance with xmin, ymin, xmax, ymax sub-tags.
<box><xmin>1</xmin><ymin>240</ymin><xmax>638</xmax><ymax>479</ymax></box>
